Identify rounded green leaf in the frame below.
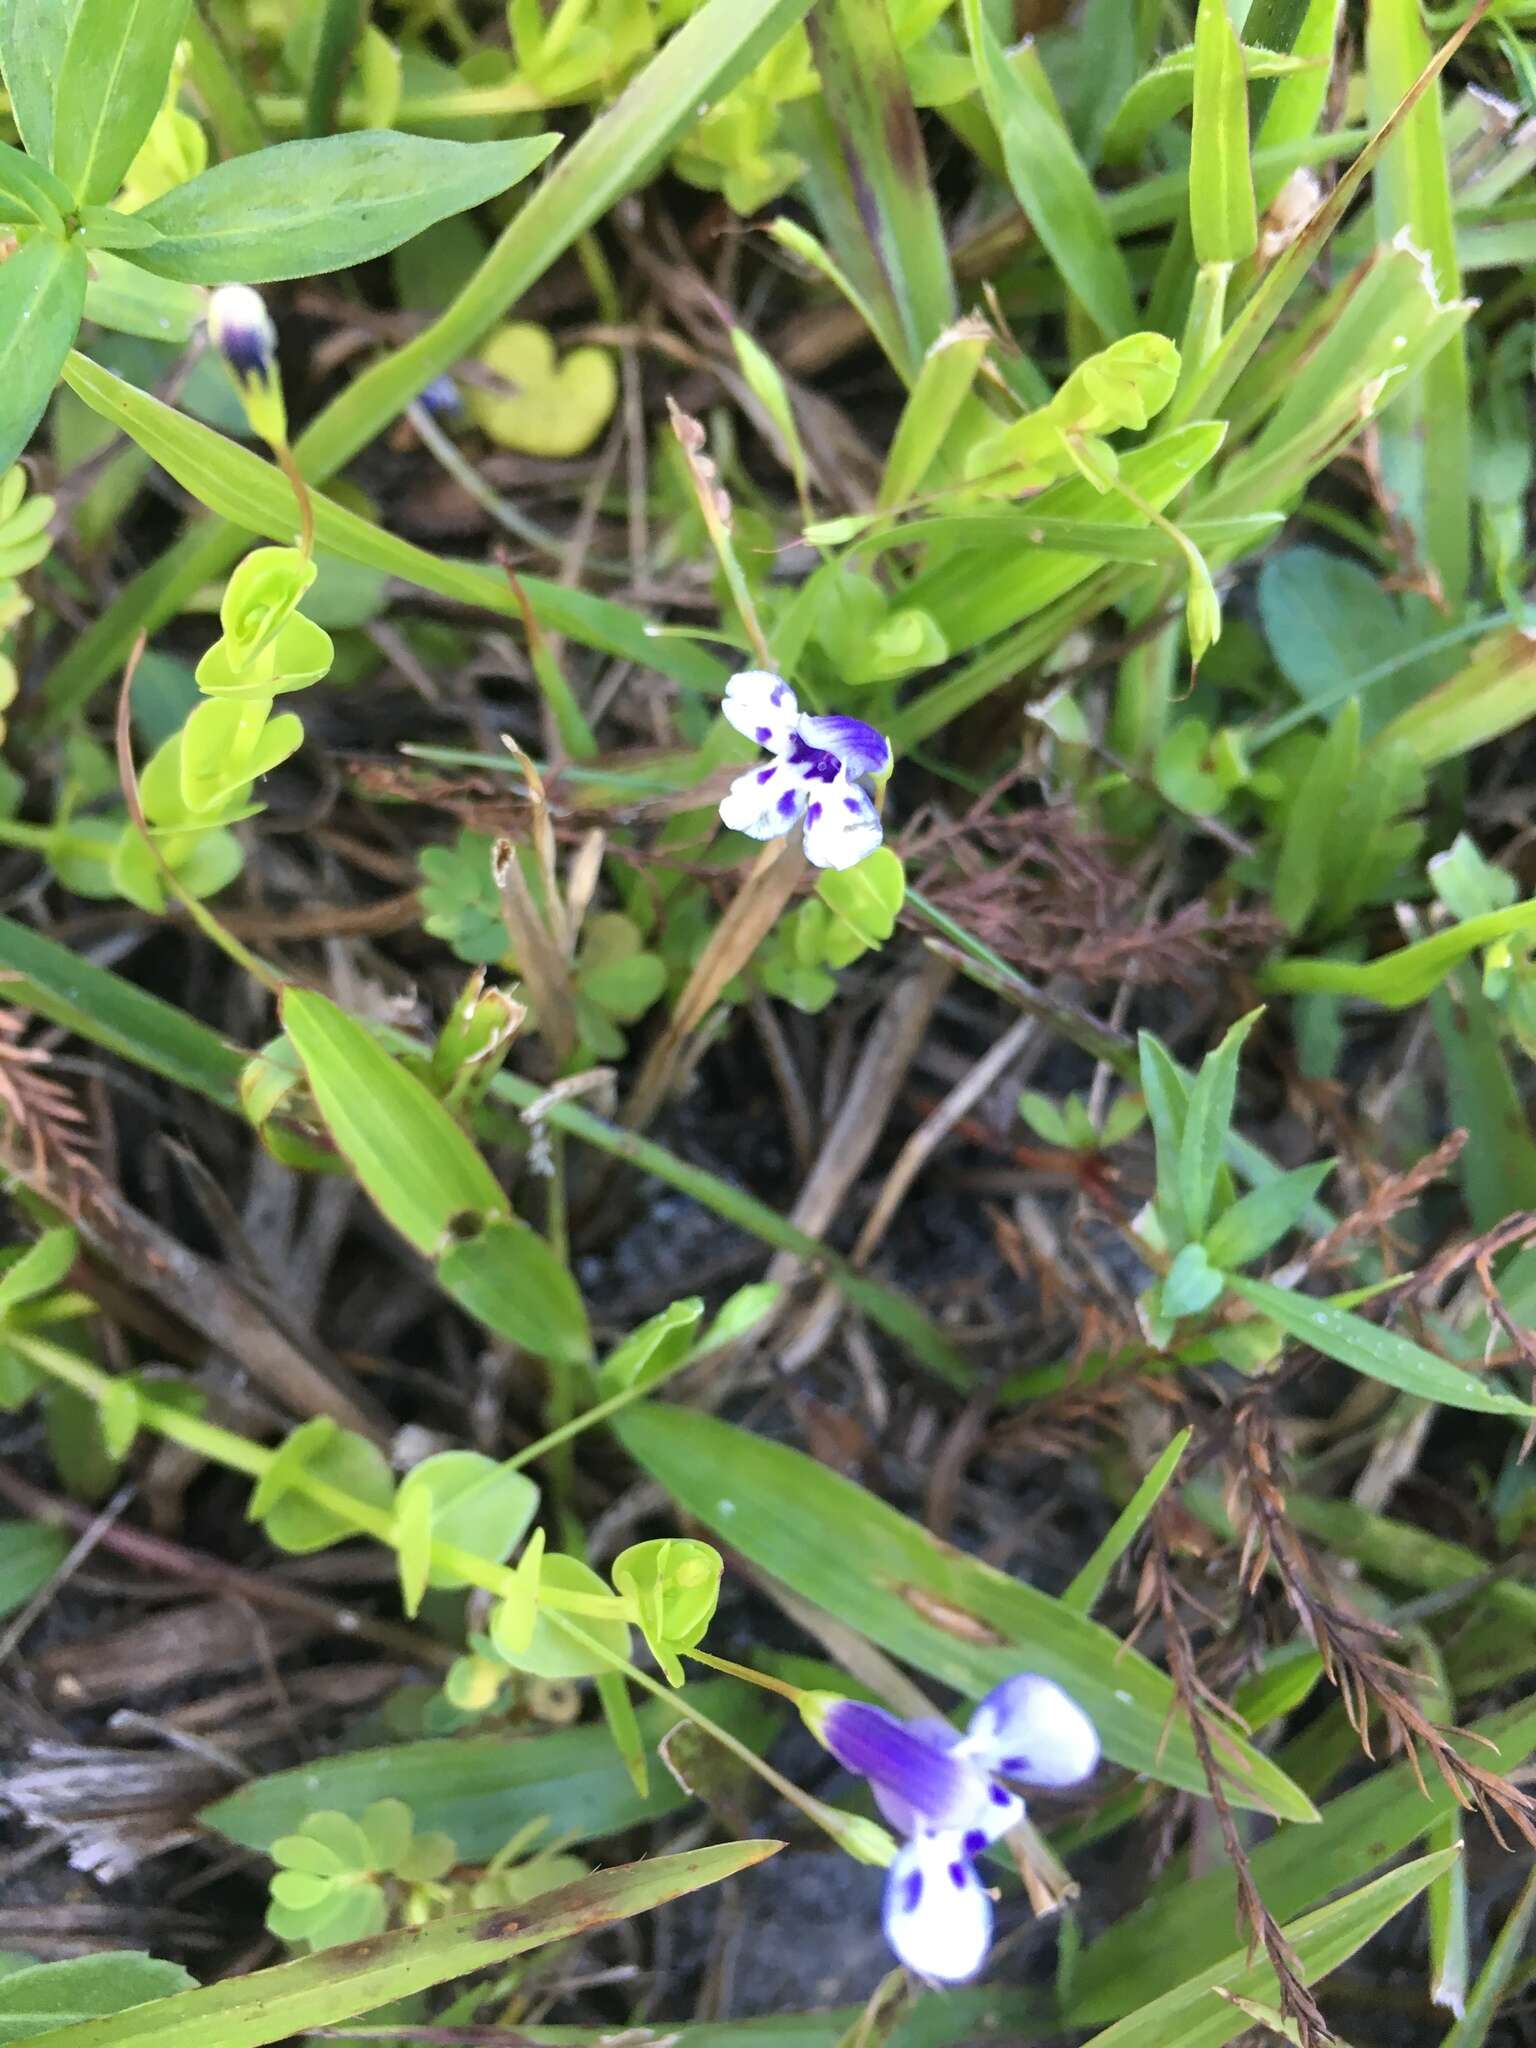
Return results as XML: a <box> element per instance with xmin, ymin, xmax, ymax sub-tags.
<box><xmin>436</xmin><ymin>1215</ymin><xmax>591</xmax><ymax>1367</ymax></box>
<box><xmin>255</xmin><ymin>1421</ymin><xmax>396</xmax><ymax>1556</ymax></box>
<box><xmin>501</xmin><ymin>1552</ymin><xmax>631</xmax><ymax>1680</ymax></box>
<box><xmin>396</xmin><ymin>1451</ymin><xmax>539</xmax><ymax>1591</ymax></box>
<box><xmin>358</xmin><ymin>1799</ymin><xmax>413</xmax><ymax>1875</ymax></box>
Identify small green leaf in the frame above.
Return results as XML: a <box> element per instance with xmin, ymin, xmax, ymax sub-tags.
<box><xmin>1203</xmin><ymin>1160</ymin><xmax>1335</xmax><ymax>1270</ymax></box>
<box><xmin>487</xmin><ymin>1525</ymin><xmax>544</xmax><ymax>1661</ymax></box>
<box><xmin>1178</xmin><ymin>1008</ymin><xmax>1262</xmax><ymax>1241</ymax></box>
<box><xmin>1137</xmin><ymin>1031</ymin><xmax>1191</xmax><ymax>1242</ymax></box>
<box><xmin>253</xmin><ymin>1419</ymin><xmax>396</xmax><ymax>1555</ymax></box>
<box><xmin>598</xmin><ymin>1300</ymin><xmax>704</xmax><ymax>1395</ymax></box>
<box><xmin>0</xmin><ymin>1227</ymin><xmax>77</xmax><ymax>1316</ymax></box>
<box><xmin>135</xmin><ymin>132</ymin><xmax>561</xmax><ymax>284</ymax></box>
<box><xmin>0</xmin><ymin>141</ymin><xmax>74</xmax><ymax>228</ymax></box>
<box><xmin>0</xmin><ymin>1518</ymin><xmax>67</xmax><ymax>1620</ymax></box>
<box><xmin>97</xmin><ymin>1379</ymin><xmax>140</xmax><ymax>1462</ymax></box>
<box><xmin>1160</xmin><ymin>1243</ymin><xmax>1225</xmax><ymax>1319</ymax></box>
<box><xmin>281</xmin><ymin>988</ymin><xmax>509</xmax><ymax>1256</ymax></box>
<box><xmin>502</xmin><ymin>1552</ymin><xmax>631</xmax><ymax>1681</ymax></box>
<box><xmin>877</xmin><ymin>316</ymin><xmax>990</xmax><ymax>509</ymax></box>
<box><xmin>0</xmin><ymin>1953</ymin><xmax>196</xmax><ymax>2041</ymax></box>
<box><xmin>0</xmin><ymin>0</ymin><xmax>71</xmax><ymax>167</ymax></box>
<box><xmin>393</xmin><ymin>1480</ymin><xmax>433</xmax><ymax>1619</ymax></box>
<box><xmin>395</xmin><ymin>1451</ymin><xmax>539</xmax><ymax>1590</ymax></box>
<box><xmin>357</xmin><ymin>1799</ymin><xmax>413</xmax><ymax>1875</ymax></box>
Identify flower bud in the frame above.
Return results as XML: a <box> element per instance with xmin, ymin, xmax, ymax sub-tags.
<box><xmin>207</xmin><ymin>283</ymin><xmax>287</xmax><ymax>445</ymax></box>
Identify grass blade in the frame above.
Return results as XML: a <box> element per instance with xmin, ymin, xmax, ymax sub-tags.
<box><xmin>801</xmin><ymin>0</ymin><xmax>957</xmax><ymax>378</ymax></box>
<box><xmin>1366</xmin><ymin>0</ymin><xmax>1470</xmax><ymax>610</ymax></box>
<box><xmin>25</xmin><ymin>1845</ymin><xmax>780</xmax><ymax>2048</ymax></box>
<box><xmin>616</xmin><ymin>1402</ymin><xmax>1317</xmax><ymax>1819</ymax></box>
<box><xmin>960</xmin><ymin>0</ymin><xmax>1136</xmax><ymax>342</ymax></box>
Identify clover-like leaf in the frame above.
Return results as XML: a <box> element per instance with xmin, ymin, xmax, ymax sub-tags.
<box><xmin>467</xmin><ymin>322</ymin><xmax>618</xmax><ymax>458</ymax></box>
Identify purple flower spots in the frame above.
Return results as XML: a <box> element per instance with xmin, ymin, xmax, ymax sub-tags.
<box><xmin>716</xmin><ymin>670</ymin><xmax>890</xmax><ymax>871</ymax></box>
<box><xmin>807</xmin><ymin>1674</ymin><xmax>1099</xmax><ymax>1984</ymax></box>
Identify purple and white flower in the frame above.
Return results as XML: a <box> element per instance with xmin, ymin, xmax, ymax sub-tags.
<box><xmin>811</xmin><ymin>1675</ymin><xmax>1099</xmax><ymax>1982</ymax></box>
<box><xmin>208</xmin><ymin>283</ymin><xmax>278</xmax><ymax>381</ymax></box>
<box><xmin>717</xmin><ymin>669</ymin><xmax>891</xmax><ymax>873</ymax></box>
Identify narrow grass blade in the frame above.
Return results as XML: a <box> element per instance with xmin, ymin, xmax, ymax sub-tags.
<box><xmin>1062</xmin><ymin>1429</ymin><xmax>1191</xmax><ymax>1617</ymax></box>
<box><xmin>802</xmin><ymin>0</ymin><xmax>957</xmax><ymax>378</ymax></box>
<box><xmin>1190</xmin><ymin>0</ymin><xmax>1257</xmax><ymax>264</ymax></box>
<box><xmin>961</xmin><ymin>0</ymin><xmax>1136</xmax><ymax>341</ymax></box>
<box><xmin>1366</xmin><ymin>0</ymin><xmax>1470</xmax><ymax>609</ymax></box>
<box><xmin>1077</xmin><ymin>1852</ymin><xmax>1456</xmax><ymax>2048</ymax></box>
<box><xmin>1429</xmin><ymin>975</ymin><xmax>1536</xmax><ymax>1232</ymax></box>
<box><xmin>24</xmin><ymin>1846</ymin><xmax>780</xmax><ymax>2048</ymax></box>
<box><xmin>1441</xmin><ymin>1862</ymin><xmax>1536</xmax><ymax>2048</ymax></box>
<box><xmin>1226</xmin><ymin>1274</ymin><xmax>1534</xmax><ymax>1420</ymax></box>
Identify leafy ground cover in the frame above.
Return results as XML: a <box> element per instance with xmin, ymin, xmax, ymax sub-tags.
<box><xmin>1</xmin><ymin>0</ymin><xmax>1536</xmax><ymax>2043</ymax></box>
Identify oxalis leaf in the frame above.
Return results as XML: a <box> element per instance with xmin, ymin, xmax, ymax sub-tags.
<box><xmin>204</xmin><ymin>1680</ymin><xmax>779</xmax><ymax>1861</ymax></box>
<box><xmin>21</xmin><ymin>1847</ymin><xmax>780</xmax><ymax>2048</ymax></box>
<box><xmin>615</xmin><ymin>1405</ymin><xmax>1316</xmax><ymax>1820</ymax></box>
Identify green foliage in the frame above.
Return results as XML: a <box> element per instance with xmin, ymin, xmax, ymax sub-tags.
<box><xmin>419</xmin><ymin>830</ymin><xmax>507</xmax><ymax>964</ymax></box>
<box><xmin>4</xmin><ymin>1</ymin><xmax>1536</xmax><ymax>2036</ymax></box>
<box><xmin>611</xmin><ymin>1536</ymin><xmax>723</xmax><ymax>1684</ymax></box>
<box><xmin>758</xmin><ymin>846</ymin><xmax>905</xmax><ymax>1012</ymax></box>
<box><xmin>0</xmin><ymin>1952</ymin><xmax>196</xmax><ymax>2042</ymax></box>
<box><xmin>265</xmin><ymin>1800</ymin><xmax>458</xmax><ymax>1950</ymax></box>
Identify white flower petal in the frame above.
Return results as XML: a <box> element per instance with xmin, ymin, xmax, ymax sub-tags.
<box><xmin>802</xmin><ymin>778</ymin><xmax>883</xmax><ymax>871</ymax></box>
<box><xmin>719</xmin><ymin>762</ymin><xmax>808</xmax><ymax>841</ymax></box>
<box><xmin>882</xmin><ymin>1832</ymin><xmax>993</xmax><ymax>1983</ymax></box>
<box><xmin>962</xmin><ymin>1674</ymin><xmax>1100</xmax><ymax>1788</ymax></box>
<box><xmin>721</xmin><ymin>669</ymin><xmax>798</xmax><ymax>754</ymax></box>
